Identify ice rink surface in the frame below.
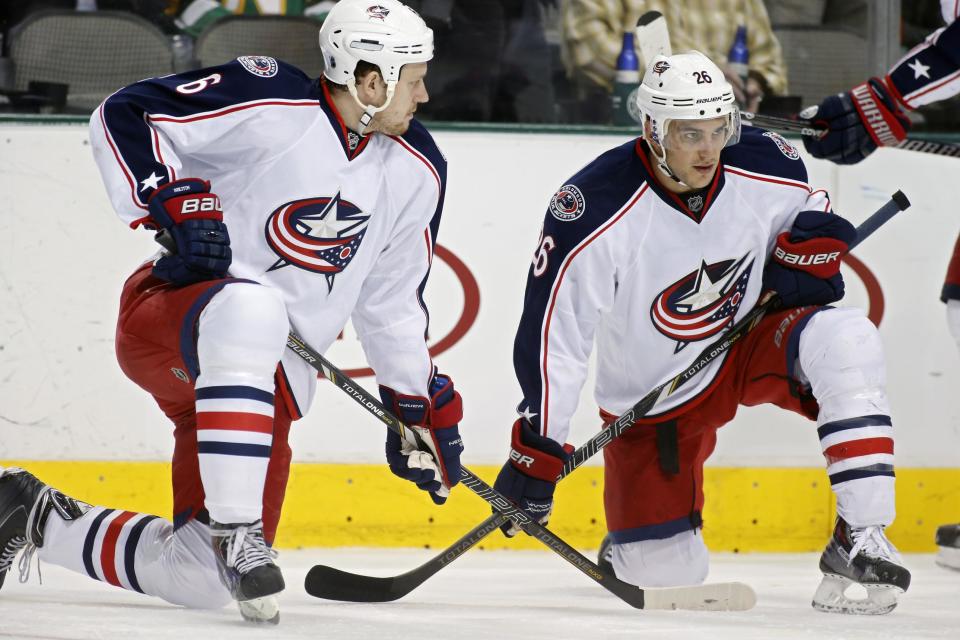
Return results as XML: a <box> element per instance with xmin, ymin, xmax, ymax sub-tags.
<box><xmin>0</xmin><ymin>549</ymin><xmax>956</xmax><ymax>640</ymax></box>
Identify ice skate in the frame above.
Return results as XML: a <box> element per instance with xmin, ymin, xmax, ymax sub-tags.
<box><xmin>935</xmin><ymin>523</ymin><xmax>960</xmax><ymax>571</ymax></box>
<box><xmin>597</xmin><ymin>533</ymin><xmax>614</xmax><ymax>574</ymax></box>
<box><xmin>0</xmin><ymin>467</ymin><xmax>88</xmax><ymax>591</ymax></box>
<box><xmin>210</xmin><ymin>519</ymin><xmax>284</xmax><ymax>624</ymax></box>
<box><xmin>812</xmin><ymin>517</ymin><xmax>910</xmax><ymax>615</ymax></box>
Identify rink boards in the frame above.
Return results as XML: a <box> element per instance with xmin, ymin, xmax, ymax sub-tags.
<box><xmin>1</xmin><ymin>120</ymin><xmax>959</xmax><ymax>553</ymax></box>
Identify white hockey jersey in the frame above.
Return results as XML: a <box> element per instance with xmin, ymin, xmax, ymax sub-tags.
<box><xmin>515</xmin><ymin>128</ymin><xmax>830</xmax><ymax>445</ymax></box>
<box><xmin>89</xmin><ymin>57</ymin><xmax>447</xmax><ymax>417</ymax></box>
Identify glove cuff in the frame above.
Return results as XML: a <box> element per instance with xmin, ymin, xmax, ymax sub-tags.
<box><xmin>508</xmin><ymin>419</ymin><xmax>571</xmax><ymax>482</ymax></box>
<box><xmin>849</xmin><ymin>79</ymin><xmax>909</xmax><ymax>148</ymax></box>
<box><xmin>379</xmin><ymin>373</ymin><xmax>463</xmax><ymax>429</ymax></box>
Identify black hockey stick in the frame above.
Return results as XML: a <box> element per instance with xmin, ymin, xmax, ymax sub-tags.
<box><xmin>742</xmin><ymin>111</ymin><xmax>960</xmax><ymax>158</ymax></box>
<box><xmin>299</xmin><ymin>191</ymin><xmax>911</xmax><ymax>604</ymax></box>
<box><xmin>288</xmin><ymin>337</ymin><xmax>757</xmax><ymax>611</ymax></box>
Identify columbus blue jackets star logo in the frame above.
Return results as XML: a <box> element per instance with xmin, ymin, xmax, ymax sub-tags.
<box><xmin>265</xmin><ymin>192</ymin><xmax>370</xmax><ymax>291</ymax></box>
<box><xmin>650</xmin><ymin>255</ymin><xmax>753</xmax><ymax>351</ymax></box>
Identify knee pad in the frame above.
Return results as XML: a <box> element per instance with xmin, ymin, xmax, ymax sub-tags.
<box><xmin>612</xmin><ymin>528</ymin><xmax>709</xmax><ymax>587</ymax></box>
<box><xmin>797</xmin><ymin>308</ymin><xmax>889</xmax><ymax>424</ymax></box>
<box><xmin>197</xmin><ymin>283</ymin><xmax>289</xmax><ymax>384</ymax></box>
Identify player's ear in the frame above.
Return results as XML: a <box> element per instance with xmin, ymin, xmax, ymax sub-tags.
<box><xmin>356</xmin><ymin>69</ymin><xmax>385</xmax><ymax>102</ymax></box>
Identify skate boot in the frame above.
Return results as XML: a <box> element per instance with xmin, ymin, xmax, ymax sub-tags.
<box><xmin>210</xmin><ymin>519</ymin><xmax>284</xmax><ymax>624</ymax></box>
<box><xmin>0</xmin><ymin>467</ymin><xmax>89</xmax><ymax>591</ymax></box>
<box><xmin>597</xmin><ymin>533</ymin><xmax>614</xmax><ymax>574</ymax></box>
<box><xmin>812</xmin><ymin>517</ymin><xmax>911</xmax><ymax>615</ymax></box>
<box><xmin>935</xmin><ymin>523</ymin><xmax>960</xmax><ymax>571</ymax></box>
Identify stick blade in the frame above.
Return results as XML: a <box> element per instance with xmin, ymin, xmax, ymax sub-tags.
<box><xmin>641</xmin><ymin>582</ymin><xmax>757</xmax><ymax>611</ymax></box>
<box><xmin>305</xmin><ymin>565</ymin><xmax>409</xmax><ymax>602</ymax></box>
<box><xmin>635</xmin><ymin>10</ymin><xmax>664</xmax><ymax>28</ymax></box>
<box><xmin>634</xmin><ymin>10</ymin><xmax>672</xmax><ymax>63</ymax></box>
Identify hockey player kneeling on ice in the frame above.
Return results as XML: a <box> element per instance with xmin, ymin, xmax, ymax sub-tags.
<box><xmin>494</xmin><ymin>50</ymin><xmax>910</xmax><ymax>615</ymax></box>
<box><xmin>0</xmin><ymin>0</ymin><xmax>466</xmax><ymax>625</ymax></box>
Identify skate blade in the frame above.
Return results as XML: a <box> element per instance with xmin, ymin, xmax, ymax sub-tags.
<box><xmin>238</xmin><ymin>595</ymin><xmax>280</xmax><ymax>624</ymax></box>
<box><xmin>935</xmin><ymin>546</ymin><xmax>960</xmax><ymax>571</ymax></box>
<box><xmin>811</xmin><ymin>573</ymin><xmax>902</xmax><ymax>615</ymax></box>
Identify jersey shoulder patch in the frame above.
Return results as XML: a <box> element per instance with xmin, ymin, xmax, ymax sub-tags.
<box><xmin>552</xmin><ymin>140</ymin><xmax>644</xmax><ymax>223</ymax></box>
<box><xmin>723</xmin><ymin>126</ymin><xmax>808</xmax><ymax>184</ymax></box>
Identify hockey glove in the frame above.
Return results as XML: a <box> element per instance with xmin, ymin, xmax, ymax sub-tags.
<box><xmin>762</xmin><ymin>210</ymin><xmax>856</xmax><ymax>308</ymax></box>
<box><xmin>493</xmin><ymin>419</ymin><xmax>573</xmax><ymax>537</ymax></box>
<box><xmin>147</xmin><ymin>179</ymin><xmax>232</xmax><ymax>286</ymax></box>
<box><xmin>380</xmin><ymin>374</ymin><xmax>464</xmax><ymax>505</ymax></box>
<box><xmin>801</xmin><ymin>77</ymin><xmax>910</xmax><ymax>165</ymax></box>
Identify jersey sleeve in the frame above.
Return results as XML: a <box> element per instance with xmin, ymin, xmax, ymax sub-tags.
<box><xmin>886</xmin><ymin>8</ymin><xmax>960</xmax><ymax>108</ymax></box>
<box><xmin>351</xmin><ymin>124</ymin><xmax>448</xmax><ymax>397</ymax></box>
<box><xmin>513</xmin><ymin>145</ymin><xmax>644</xmax><ymax>445</ymax></box>
<box><xmin>88</xmin><ymin>57</ymin><xmax>318</xmax><ymax>227</ymax></box>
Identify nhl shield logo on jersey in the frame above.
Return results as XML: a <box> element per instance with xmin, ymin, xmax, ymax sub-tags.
<box><xmin>550</xmin><ymin>184</ymin><xmax>586</xmax><ymax>222</ymax></box>
<box><xmin>650</xmin><ymin>255</ymin><xmax>754</xmax><ymax>351</ymax></box>
<box><xmin>237</xmin><ymin>56</ymin><xmax>279</xmax><ymax>78</ymax></box>
<box><xmin>265</xmin><ymin>192</ymin><xmax>370</xmax><ymax>291</ymax></box>
<box><xmin>762</xmin><ymin>131</ymin><xmax>800</xmax><ymax>160</ymax></box>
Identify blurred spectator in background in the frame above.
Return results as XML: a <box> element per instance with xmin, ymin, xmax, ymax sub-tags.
<box><xmin>561</xmin><ymin>0</ymin><xmax>787</xmax><ymax>123</ymax></box>
<box><xmin>411</xmin><ymin>0</ymin><xmax>556</xmax><ymax>123</ymax></box>
<box><xmin>175</xmin><ymin>0</ymin><xmax>336</xmax><ymax>37</ymax></box>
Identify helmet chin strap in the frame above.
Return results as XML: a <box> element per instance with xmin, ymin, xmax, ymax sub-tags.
<box><xmin>649</xmin><ymin>139</ymin><xmax>693</xmax><ymax>190</ymax></box>
<box><xmin>347</xmin><ymin>81</ymin><xmax>397</xmax><ymax>136</ymax></box>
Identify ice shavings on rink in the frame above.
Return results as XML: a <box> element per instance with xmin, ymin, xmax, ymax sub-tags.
<box><xmin>0</xmin><ymin>549</ymin><xmax>956</xmax><ymax>640</ymax></box>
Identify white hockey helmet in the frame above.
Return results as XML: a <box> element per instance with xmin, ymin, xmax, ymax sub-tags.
<box><xmin>319</xmin><ymin>0</ymin><xmax>433</xmax><ymax>85</ymax></box>
<box><xmin>636</xmin><ymin>50</ymin><xmax>741</xmax><ymax>152</ymax></box>
<box><xmin>319</xmin><ymin>0</ymin><xmax>433</xmax><ymax>133</ymax></box>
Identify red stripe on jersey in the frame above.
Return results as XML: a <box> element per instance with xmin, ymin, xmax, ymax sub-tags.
<box><xmin>809</xmin><ymin>189</ymin><xmax>832</xmax><ymax>211</ymax></box>
<box><xmin>540</xmin><ymin>184</ymin><xmax>648</xmax><ymax>437</ymax></box>
<box><xmin>823</xmin><ymin>437</ymin><xmax>894</xmax><ymax>465</ymax></box>
<box><xmin>148</xmin><ymin>100</ymin><xmax>318</xmax><ymax>123</ymax></box>
<box><xmin>902</xmin><ymin>68</ymin><xmax>960</xmax><ymax>107</ymax></box>
<box><xmin>98</xmin><ymin>103</ymin><xmax>148</xmax><ymax>212</ymax></box>
<box><xmin>100</xmin><ymin>510</ymin><xmax>137</xmax><ymax>587</ymax></box>
<box><xmin>390</xmin><ymin>135</ymin><xmax>442</xmax><ymax>194</ymax></box>
<box><xmin>196</xmin><ymin>411</ymin><xmax>274</xmax><ymax>434</ymax></box>
<box><xmin>724</xmin><ymin>167</ymin><xmax>811</xmax><ymax>191</ymax></box>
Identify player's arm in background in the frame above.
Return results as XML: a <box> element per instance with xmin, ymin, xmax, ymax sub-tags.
<box><xmin>351</xmin><ymin>124</ymin><xmax>447</xmax><ymax>399</ymax></box>
<box><xmin>803</xmin><ymin>0</ymin><xmax>960</xmax><ymax>164</ymax></box>
<box><xmin>742</xmin><ymin>0</ymin><xmax>788</xmax><ymax>96</ymax></box>
<box><xmin>350</xmin><ymin>125</ymin><xmax>464</xmax><ymax>504</ymax></box>
<box><xmin>88</xmin><ymin>58</ymin><xmax>316</xmax><ymax>228</ymax></box>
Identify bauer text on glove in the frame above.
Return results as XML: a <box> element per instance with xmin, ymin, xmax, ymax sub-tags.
<box><xmin>147</xmin><ymin>178</ymin><xmax>232</xmax><ymax>286</ymax></box>
<box><xmin>762</xmin><ymin>210</ymin><xmax>856</xmax><ymax>308</ymax></box>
